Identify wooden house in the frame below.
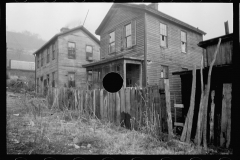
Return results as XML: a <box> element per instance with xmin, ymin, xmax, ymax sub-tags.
<box><xmin>173</xmin><ymin>33</ymin><xmax>233</xmax><ymax>147</ymax></box>
<box><xmin>33</xmin><ymin>26</ymin><xmax>100</xmax><ymax>95</ymax></box>
<box><xmin>82</xmin><ymin>3</ymin><xmax>206</xmax><ymax>115</ymax></box>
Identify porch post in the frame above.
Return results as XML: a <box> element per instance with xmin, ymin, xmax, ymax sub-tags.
<box><xmin>123</xmin><ymin>60</ymin><xmax>126</xmax><ymax>88</ymax></box>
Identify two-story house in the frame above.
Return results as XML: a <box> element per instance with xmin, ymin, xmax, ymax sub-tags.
<box><xmin>33</xmin><ymin>26</ymin><xmax>100</xmax><ymax>94</ymax></box>
<box><xmin>82</xmin><ymin>3</ymin><xmax>206</xmax><ymax>105</ymax></box>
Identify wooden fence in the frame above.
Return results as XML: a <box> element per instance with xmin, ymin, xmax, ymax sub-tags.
<box><xmin>46</xmin><ymin>82</ymin><xmax>173</xmax><ymax>136</ymax></box>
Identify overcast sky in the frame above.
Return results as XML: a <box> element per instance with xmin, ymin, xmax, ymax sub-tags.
<box><xmin>6</xmin><ymin>3</ymin><xmax>233</xmax><ymax>42</ymax></box>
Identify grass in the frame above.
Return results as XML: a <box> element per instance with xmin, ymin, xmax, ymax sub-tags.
<box><xmin>6</xmin><ymin>91</ymin><xmax>231</xmax><ymax>155</ymax></box>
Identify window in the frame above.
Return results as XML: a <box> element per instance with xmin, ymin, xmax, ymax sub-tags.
<box><xmin>52</xmin><ymin>72</ymin><xmax>55</xmax><ymax>87</ymax></box>
<box><xmin>41</xmin><ymin>52</ymin><xmax>43</xmax><ymax>66</ymax></box>
<box><xmin>47</xmin><ymin>74</ymin><xmax>50</xmax><ymax>86</ymax></box>
<box><xmin>68</xmin><ymin>42</ymin><xmax>76</xmax><ymax>59</ymax></box>
<box><xmin>68</xmin><ymin>72</ymin><xmax>75</xmax><ymax>88</ymax></box>
<box><xmin>109</xmin><ymin>31</ymin><xmax>115</xmax><ymax>53</ymax></box>
<box><xmin>47</xmin><ymin>48</ymin><xmax>50</xmax><ymax>63</ymax></box>
<box><xmin>160</xmin><ymin>23</ymin><xmax>167</xmax><ymax>47</ymax></box>
<box><xmin>52</xmin><ymin>43</ymin><xmax>55</xmax><ymax>60</ymax></box>
<box><xmin>161</xmin><ymin>65</ymin><xmax>169</xmax><ymax>79</ymax></box>
<box><xmin>37</xmin><ymin>55</ymin><xmax>40</xmax><ymax>68</ymax></box>
<box><xmin>181</xmin><ymin>31</ymin><xmax>187</xmax><ymax>53</ymax></box>
<box><xmin>125</xmin><ymin>23</ymin><xmax>132</xmax><ymax>48</ymax></box>
<box><xmin>86</xmin><ymin>45</ymin><xmax>93</xmax><ymax>61</ymax></box>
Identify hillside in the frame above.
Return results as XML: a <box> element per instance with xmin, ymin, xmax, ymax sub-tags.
<box><xmin>6</xmin><ymin>31</ymin><xmax>46</xmax><ymax>64</ymax></box>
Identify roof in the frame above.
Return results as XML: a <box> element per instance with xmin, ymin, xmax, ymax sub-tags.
<box><xmin>82</xmin><ymin>54</ymin><xmax>144</xmax><ymax>68</ymax></box>
<box><xmin>33</xmin><ymin>25</ymin><xmax>100</xmax><ymax>55</ymax></box>
<box><xmin>95</xmin><ymin>3</ymin><xmax>206</xmax><ymax>35</ymax></box>
<box><xmin>198</xmin><ymin>33</ymin><xmax>233</xmax><ymax>49</ymax></box>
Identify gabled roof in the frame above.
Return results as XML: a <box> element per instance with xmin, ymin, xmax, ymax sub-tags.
<box><xmin>33</xmin><ymin>25</ymin><xmax>100</xmax><ymax>55</ymax></box>
<box><xmin>198</xmin><ymin>33</ymin><xmax>233</xmax><ymax>49</ymax></box>
<box><xmin>95</xmin><ymin>3</ymin><xmax>206</xmax><ymax>35</ymax></box>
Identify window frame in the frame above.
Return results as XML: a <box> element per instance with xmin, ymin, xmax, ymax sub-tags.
<box><xmin>160</xmin><ymin>22</ymin><xmax>168</xmax><ymax>48</ymax></box>
<box><xmin>125</xmin><ymin>23</ymin><xmax>132</xmax><ymax>48</ymax></box>
<box><xmin>181</xmin><ymin>31</ymin><xmax>187</xmax><ymax>53</ymax></box>
<box><xmin>68</xmin><ymin>41</ymin><xmax>76</xmax><ymax>59</ymax></box>
<box><xmin>47</xmin><ymin>47</ymin><xmax>50</xmax><ymax>63</ymax></box>
<box><xmin>161</xmin><ymin>65</ymin><xmax>169</xmax><ymax>79</ymax></box>
<box><xmin>41</xmin><ymin>52</ymin><xmax>43</xmax><ymax>67</ymax></box>
<box><xmin>86</xmin><ymin>45</ymin><xmax>93</xmax><ymax>61</ymax></box>
<box><xmin>108</xmin><ymin>31</ymin><xmax>115</xmax><ymax>54</ymax></box>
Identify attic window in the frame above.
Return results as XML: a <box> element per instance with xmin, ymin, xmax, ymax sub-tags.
<box><xmin>68</xmin><ymin>42</ymin><xmax>76</xmax><ymax>59</ymax></box>
<box><xmin>181</xmin><ymin>31</ymin><xmax>187</xmax><ymax>53</ymax></box>
<box><xmin>109</xmin><ymin>31</ymin><xmax>115</xmax><ymax>54</ymax></box>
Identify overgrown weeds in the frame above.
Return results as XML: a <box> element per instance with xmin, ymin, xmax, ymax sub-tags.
<box><xmin>7</xmin><ymin>90</ymin><xmax>228</xmax><ymax>155</ymax></box>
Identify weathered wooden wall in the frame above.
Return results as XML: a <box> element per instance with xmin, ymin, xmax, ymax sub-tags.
<box><xmin>58</xmin><ymin>29</ymin><xmax>100</xmax><ymax>89</ymax></box>
<box><xmin>36</xmin><ymin>40</ymin><xmax>58</xmax><ymax>94</ymax></box>
<box><xmin>204</xmin><ymin>41</ymin><xmax>232</xmax><ymax>67</ymax></box>
<box><xmin>99</xmin><ymin>8</ymin><xmax>145</xmax><ymax>60</ymax></box>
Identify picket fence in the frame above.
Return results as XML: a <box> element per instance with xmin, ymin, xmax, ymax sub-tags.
<box><xmin>46</xmin><ymin>84</ymin><xmax>170</xmax><ymax>135</ymax></box>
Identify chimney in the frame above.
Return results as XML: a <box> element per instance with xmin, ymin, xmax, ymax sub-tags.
<box><xmin>60</xmin><ymin>27</ymin><xmax>69</xmax><ymax>33</ymax></box>
<box><xmin>148</xmin><ymin>3</ymin><xmax>158</xmax><ymax>11</ymax></box>
<box><xmin>224</xmin><ymin>21</ymin><xmax>229</xmax><ymax>35</ymax></box>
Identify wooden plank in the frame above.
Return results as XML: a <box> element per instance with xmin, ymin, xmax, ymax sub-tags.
<box><xmin>100</xmin><ymin>89</ymin><xmax>104</xmax><ymax>119</ymax></box>
<box><xmin>135</xmin><ymin>88</ymin><xmax>139</xmax><ymax>130</ymax></box>
<box><xmin>93</xmin><ymin>90</ymin><xmax>96</xmax><ymax>117</ymax></box>
<box><xmin>116</xmin><ymin>91</ymin><xmax>121</xmax><ymax>126</ymax></box>
<box><xmin>120</xmin><ymin>87</ymin><xmax>125</xmax><ymax>127</ymax></box>
<box><xmin>96</xmin><ymin>89</ymin><xmax>100</xmax><ymax>119</ymax></box>
<box><xmin>221</xmin><ymin>84</ymin><xmax>232</xmax><ymax>148</ymax></box>
<box><xmin>125</xmin><ymin>87</ymin><xmax>131</xmax><ymax>129</ymax></box>
<box><xmin>174</xmin><ymin>104</ymin><xmax>184</xmax><ymax>108</ymax></box>
<box><xmin>112</xmin><ymin>92</ymin><xmax>116</xmax><ymax>124</ymax></box>
<box><xmin>209</xmin><ymin>90</ymin><xmax>215</xmax><ymax>144</ymax></box>
<box><xmin>174</xmin><ymin>122</ymin><xmax>184</xmax><ymax>127</ymax></box>
<box><xmin>164</xmin><ymin>79</ymin><xmax>173</xmax><ymax>139</ymax></box>
<box><xmin>109</xmin><ymin>92</ymin><xmax>112</xmax><ymax>122</ymax></box>
<box><xmin>103</xmin><ymin>89</ymin><xmax>108</xmax><ymax>120</ymax></box>
<box><xmin>185</xmin><ymin>65</ymin><xmax>197</xmax><ymax>143</ymax></box>
<box><xmin>130</xmin><ymin>87</ymin><xmax>135</xmax><ymax>129</ymax></box>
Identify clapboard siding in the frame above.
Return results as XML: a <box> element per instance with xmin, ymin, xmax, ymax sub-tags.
<box><xmin>58</xmin><ymin>29</ymin><xmax>100</xmax><ymax>88</ymax></box>
<box><xmin>205</xmin><ymin>41</ymin><xmax>232</xmax><ymax>67</ymax></box>
<box><xmin>36</xmin><ymin>39</ymin><xmax>58</xmax><ymax>92</ymax></box>
<box><xmin>145</xmin><ymin>13</ymin><xmax>203</xmax><ymax>114</ymax></box>
<box><xmin>99</xmin><ymin>8</ymin><xmax>145</xmax><ymax>60</ymax></box>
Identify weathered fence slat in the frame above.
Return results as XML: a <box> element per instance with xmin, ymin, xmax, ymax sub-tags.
<box><xmin>120</xmin><ymin>87</ymin><xmax>125</xmax><ymax>127</ymax></box>
<box><xmin>100</xmin><ymin>89</ymin><xmax>103</xmax><ymax>119</ymax></box>
<box><xmin>116</xmin><ymin>91</ymin><xmax>120</xmax><ymax>125</ymax></box>
<box><xmin>164</xmin><ymin>79</ymin><xmax>173</xmax><ymax>139</ymax></box>
<box><xmin>125</xmin><ymin>87</ymin><xmax>131</xmax><ymax>129</ymax></box>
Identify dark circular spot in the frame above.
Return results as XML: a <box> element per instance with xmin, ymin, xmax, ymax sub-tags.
<box><xmin>103</xmin><ymin>72</ymin><xmax>123</xmax><ymax>93</ymax></box>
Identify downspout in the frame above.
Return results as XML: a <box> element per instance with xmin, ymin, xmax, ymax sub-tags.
<box><xmin>144</xmin><ymin>13</ymin><xmax>148</xmax><ymax>87</ymax></box>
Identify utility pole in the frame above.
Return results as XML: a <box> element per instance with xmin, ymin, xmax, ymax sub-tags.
<box><xmin>83</xmin><ymin>9</ymin><xmax>89</xmax><ymax>27</ymax></box>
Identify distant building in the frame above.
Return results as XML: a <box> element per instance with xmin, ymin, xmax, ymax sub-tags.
<box><xmin>33</xmin><ymin>25</ymin><xmax>100</xmax><ymax>95</ymax></box>
<box><xmin>7</xmin><ymin>59</ymin><xmax>35</xmax><ymax>81</ymax></box>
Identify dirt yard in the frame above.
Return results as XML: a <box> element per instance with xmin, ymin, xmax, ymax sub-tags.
<box><xmin>6</xmin><ymin>91</ymin><xmax>231</xmax><ymax>155</ymax></box>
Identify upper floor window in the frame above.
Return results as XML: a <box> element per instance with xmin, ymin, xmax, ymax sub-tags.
<box><xmin>52</xmin><ymin>43</ymin><xmax>55</xmax><ymax>60</ymax></box>
<box><xmin>86</xmin><ymin>45</ymin><xmax>93</xmax><ymax>61</ymax></box>
<box><xmin>181</xmin><ymin>31</ymin><xmax>187</xmax><ymax>53</ymax></box>
<box><xmin>37</xmin><ymin>54</ymin><xmax>40</xmax><ymax>68</ymax></box>
<box><xmin>109</xmin><ymin>31</ymin><xmax>115</xmax><ymax>53</ymax></box>
<box><xmin>125</xmin><ymin>23</ymin><xmax>132</xmax><ymax>48</ymax></box>
<box><xmin>160</xmin><ymin>23</ymin><xmax>167</xmax><ymax>47</ymax></box>
<box><xmin>41</xmin><ymin>52</ymin><xmax>43</xmax><ymax>67</ymax></box>
<box><xmin>47</xmin><ymin>48</ymin><xmax>50</xmax><ymax>63</ymax></box>
<box><xmin>68</xmin><ymin>42</ymin><xmax>76</xmax><ymax>59</ymax></box>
